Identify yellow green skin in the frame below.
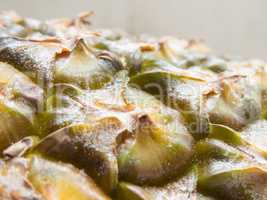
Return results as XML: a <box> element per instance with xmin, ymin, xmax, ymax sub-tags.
<box><xmin>262</xmin><ymin>95</ymin><xmax>267</xmax><ymax>119</ymax></box>
<box><xmin>208</xmin><ymin>124</ymin><xmax>244</xmax><ymax>146</ymax></box>
<box><xmin>0</xmin><ymin>155</ymin><xmax>110</xmax><ymax>200</ymax></box>
<box><xmin>116</xmin><ymin>85</ymin><xmax>195</xmax><ymax>186</ymax></box>
<box><xmin>34</xmin><ymin>117</ymin><xmax>123</xmax><ymax>194</ymax></box>
<box><xmin>115</xmin><ymin>166</ymin><xmax>198</xmax><ymax>200</ymax></box>
<box><xmin>206</xmin><ymin>75</ymin><xmax>261</xmax><ymax>131</ymax></box>
<box><xmin>209</xmin><ymin>123</ymin><xmax>267</xmax><ymax>159</ymax></box>
<box><xmin>55</xmin><ymin>39</ymin><xmax>122</xmax><ymax>90</ymax></box>
<box><xmin>117</xmin><ymin>115</ymin><xmax>194</xmax><ymax>186</ymax></box>
<box><xmin>37</xmin><ymin>71</ymin><xmax>129</xmax><ymax>135</ymax></box>
<box><xmin>0</xmin><ymin>37</ymin><xmax>64</xmax><ymax>84</ymax></box>
<box><xmin>35</xmin><ymin>82</ymin><xmax>89</xmax><ymax>135</ymax></box>
<box><xmin>259</xmin><ymin>65</ymin><xmax>267</xmax><ymax>119</ymax></box>
<box><xmin>207</xmin><ymin>123</ymin><xmax>267</xmax><ymax>160</ymax></box>
<box><xmin>37</xmin><ymin>92</ymin><xmax>86</xmax><ymax>135</ymax></box>
<box><xmin>0</xmin><ymin>102</ymin><xmax>35</xmax><ymax>152</ymax></box>
<box><xmin>195</xmin><ymin>125</ymin><xmax>267</xmax><ymax>200</ymax></box>
<box><xmin>129</xmin><ymin>70</ymin><xmax>211</xmax><ymax>139</ymax></box>
<box><xmin>115</xmin><ymin>182</ymin><xmax>153</xmax><ymax>200</ymax></box>
<box><xmin>130</xmin><ymin>67</ymin><xmax>261</xmax><ymax>136</ymax></box>
<box><xmin>34</xmin><ymin>72</ymin><xmax>194</xmax><ymax>190</ymax></box>
<box><xmin>0</xmin><ymin>62</ymin><xmax>42</xmax><ymax>152</ymax></box>
<box><xmin>198</xmin><ymin>167</ymin><xmax>267</xmax><ymax>200</ymax></box>
<box><xmin>28</xmin><ymin>155</ymin><xmax>110</xmax><ymax>200</ymax></box>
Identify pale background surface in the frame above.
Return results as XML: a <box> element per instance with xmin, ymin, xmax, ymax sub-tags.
<box><xmin>0</xmin><ymin>0</ymin><xmax>266</xmax><ymax>60</ymax></box>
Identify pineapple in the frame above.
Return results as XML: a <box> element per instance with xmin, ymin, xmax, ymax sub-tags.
<box><xmin>0</xmin><ymin>11</ymin><xmax>266</xmax><ymax>200</ymax></box>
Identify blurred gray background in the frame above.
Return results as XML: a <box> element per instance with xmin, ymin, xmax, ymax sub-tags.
<box><xmin>0</xmin><ymin>0</ymin><xmax>266</xmax><ymax>60</ymax></box>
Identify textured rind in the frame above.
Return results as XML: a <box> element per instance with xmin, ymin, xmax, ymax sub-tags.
<box><xmin>0</xmin><ymin>11</ymin><xmax>266</xmax><ymax>200</ymax></box>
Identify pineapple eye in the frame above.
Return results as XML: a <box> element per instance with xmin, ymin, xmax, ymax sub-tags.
<box><xmin>55</xmin><ymin>39</ymin><xmax>123</xmax><ymax>90</ymax></box>
<box><xmin>0</xmin><ymin>62</ymin><xmax>42</xmax><ymax>152</ymax></box>
<box><xmin>117</xmin><ymin>114</ymin><xmax>194</xmax><ymax>186</ymax></box>
<box><xmin>34</xmin><ymin>118</ymin><xmax>123</xmax><ymax>194</ymax></box>
<box><xmin>28</xmin><ymin>156</ymin><xmax>111</xmax><ymax>200</ymax></box>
